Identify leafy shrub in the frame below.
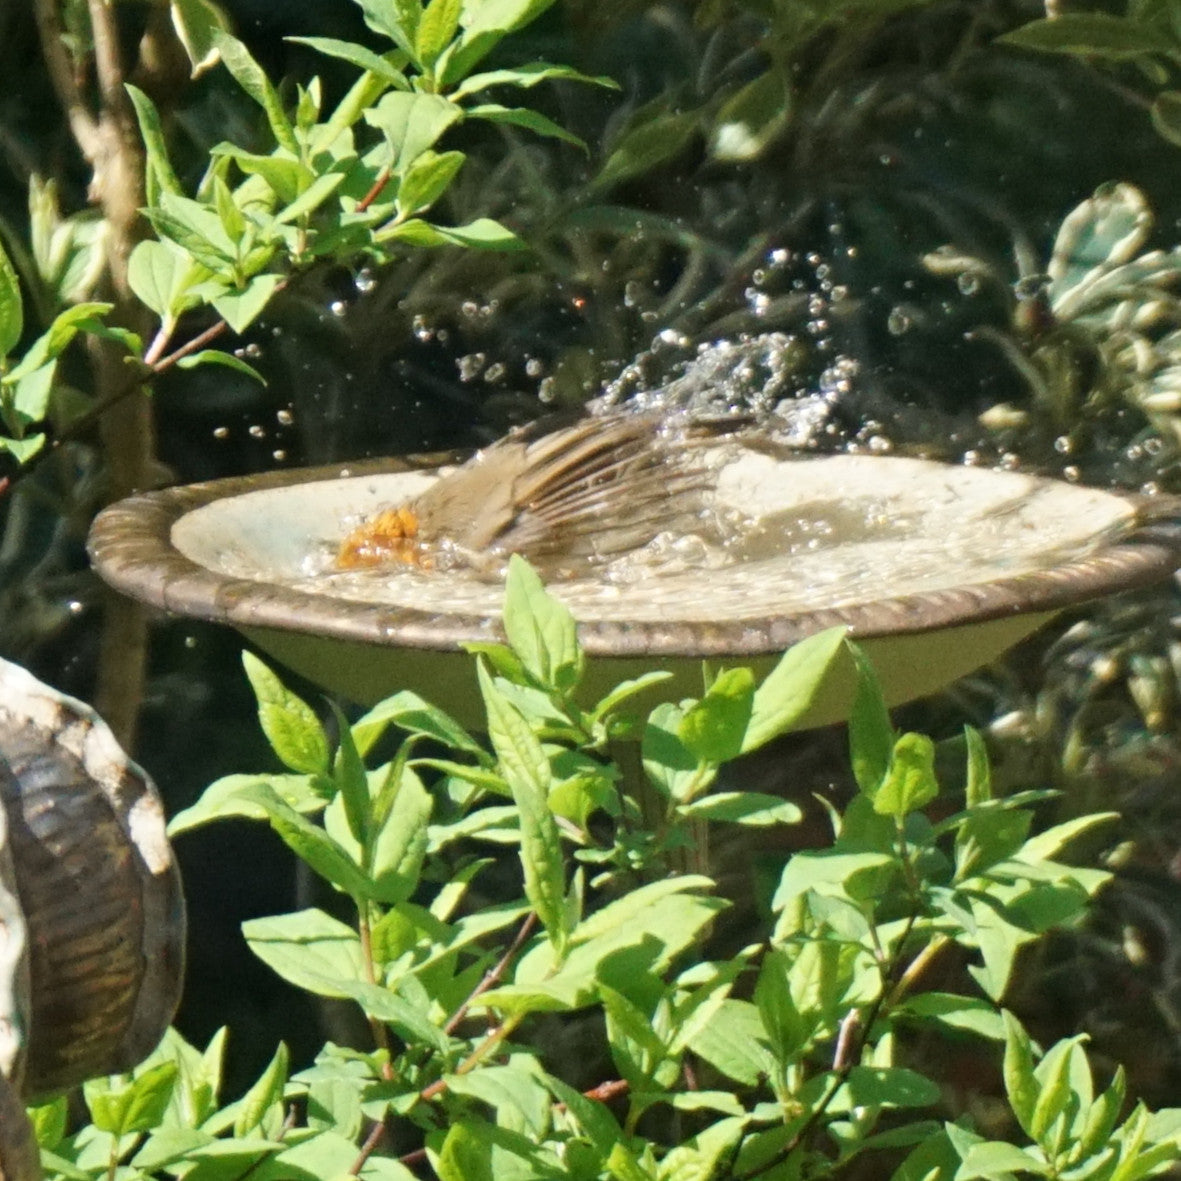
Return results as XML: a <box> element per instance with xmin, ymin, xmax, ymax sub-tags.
<box><xmin>28</xmin><ymin>560</ymin><xmax>1181</xmax><ymax>1180</ymax></box>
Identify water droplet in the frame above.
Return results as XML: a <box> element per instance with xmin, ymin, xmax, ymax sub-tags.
<box><xmin>67</xmin><ymin>600</ymin><xmax>83</xmax><ymax>615</ymax></box>
<box><xmin>249</xmin><ymin>424</ymin><xmax>266</xmax><ymax>439</ymax></box>
<box><xmin>886</xmin><ymin>307</ymin><xmax>913</xmax><ymax>335</ymax></box>
<box><xmin>272</xmin><ymin>449</ymin><xmax>287</xmax><ymax>462</ymax></box>
<box><xmin>354</xmin><ymin>267</ymin><xmax>376</xmax><ymax>294</ymax></box>
<box><xmin>538</xmin><ymin>377</ymin><xmax>557</xmax><ymax>404</ymax></box>
<box><xmin>525</xmin><ymin>357</ymin><xmax>544</xmax><ymax>378</ymax></box>
<box><xmin>329</xmin><ymin>300</ymin><xmax>347</xmax><ymax>317</ymax></box>
<box><xmin>243</xmin><ymin>342</ymin><xmax>262</xmax><ymax>359</ymax></box>
<box><xmin>276</xmin><ymin>408</ymin><xmax>294</xmax><ymax>426</ymax></box>
<box><xmin>457</xmin><ymin>353</ymin><xmax>486</xmax><ymax>382</ymax></box>
<box><xmin>461</xmin><ymin>300</ymin><xmax>479</xmax><ymax>318</ymax></box>
<box><xmin>1063</xmin><ymin>465</ymin><xmax>1080</xmax><ymax>482</ymax></box>
<box><xmin>183</xmin><ymin>635</ymin><xmax>197</xmax><ymax>649</ymax></box>
<box><xmin>1053</xmin><ymin>435</ymin><xmax>1073</xmax><ymax>454</ymax></box>
<box><xmin>213</xmin><ymin>426</ymin><xmax>229</xmax><ymax>439</ymax></box>
<box><xmin>957</xmin><ymin>272</ymin><xmax>981</xmax><ymax>296</ymax></box>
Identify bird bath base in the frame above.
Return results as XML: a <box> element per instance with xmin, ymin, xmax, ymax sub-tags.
<box><xmin>88</xmin><ymin>452</ymin><xmax>1181</xmax><ymax>730</ymax></box>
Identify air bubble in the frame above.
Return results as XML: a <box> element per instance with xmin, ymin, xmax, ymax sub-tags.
<box><xmin>249</xmin><ymin>424</ymin><xmax>266</xmax><ymax>439</ymax></box>
<box><xmin>329</xmin><ymin>300</ymin><xmax>347</xmax><ymax>317</ymax></box>
<box><xmin>354</xmin><ymin>267</ymin><xmax>376</xmax><ymax>294</ymax></box>
<box><xmin>213</xmin><ymin>426</ymin><xmax>229</xmax><ymax>440</ymax></box>
<box><xmin>276</xmin><ymin>408</ymin><xmax>294</xmax><ymax>426</ymax></box>
<box><xmin>886</xmin><ymin>307</ymin><xmax>912</xmax><ymax>335</ymax></box>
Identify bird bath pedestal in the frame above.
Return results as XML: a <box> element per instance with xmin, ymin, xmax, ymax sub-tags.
<box><xmin>87</xmin><ymin>449</ymin><xmax>1181</xmax><ymax>731</ymax></box>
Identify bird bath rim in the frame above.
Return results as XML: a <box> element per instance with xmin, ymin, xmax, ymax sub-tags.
<box><xmin>88</xmin><ymin>453</ymin><xmax>1181</xmax><ymax>662</ymax></box>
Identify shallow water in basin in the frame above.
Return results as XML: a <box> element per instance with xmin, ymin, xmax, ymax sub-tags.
<box><xmin>170</xmin><ymin>454</ymin><xmax>1138</xmax><ymax>625</ymax></box>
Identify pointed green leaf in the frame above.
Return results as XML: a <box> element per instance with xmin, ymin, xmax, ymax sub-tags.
<box><xmin>873</xmin><ymin>732</ymin><xmax>938</xmax><ymax>818</ymax></box>
<box><xmin>211</xmin><ymin>30</ymin><xmax>299</xmax><ymax>154</ymax></box>
<box><xmin>848</xmin><ymin>641</ymin><xmax>893</xmax><ymax>794</ymax></box>
<box><xmin>478</xmin><ymin>660</ymin><xmax>567</xmax><ymax>951</ymax></box>
<box><xmin>242</xmin><ymin>652</ymin><xmax>329</xmax><ymax>775</ymax></box>
<box><xmin>743</xmin><ymin>627</ymin><xmax>847</xmax><ymax>753</ymax></box>
<box><xmin>679</xmin><ymin>667</ymin><xmax>755</xmax><ymax>766</ymax></box>
<box><xmin>233</xmin><ymin>1043</ymin><xmax>289</xmax><ymax>1137</ymax></box>
<box><xmin>0</xmin><ymin>238</ymin><xmax>22</xmax><ymax>357</ymax></box>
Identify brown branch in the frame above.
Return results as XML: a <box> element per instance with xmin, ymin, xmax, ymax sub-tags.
<box><xmin>33</xmin><ymin>0</ymin><xmax>101</xmax><ymax>157</ymax></box>
<box><xmin>87</xmin><ymin>0</ymin><xmax>129</xmax><ymax>112</ymax></box>
<box><xmin>444</xmin><ymin>912</ymin><xmax>538</xmax><ymax>1035</ymax></box>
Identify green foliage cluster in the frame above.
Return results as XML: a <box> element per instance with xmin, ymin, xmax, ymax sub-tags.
<box><xmin>26</xmin><ymin>559</ymin><xmax>1181</xmax><ymax>1180</ymax></box>
<box><xmin>0</xmin><ymin>0</ymin><xmax>613</xmax><ymax>463</ymax></box>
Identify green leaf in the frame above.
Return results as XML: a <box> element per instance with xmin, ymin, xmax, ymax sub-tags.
<box><xmin>364</xmin><ymin>91</ymin><xmax>464</xmax><ymax>171</ymax></box>
<box><xmin>127</xmin><ymin>239</ymin><xmax>199</xmax><ymax>324</ymax></box>
<box><xmin>167</xmin><ymin>772</ymin><xmax>327</xmax><ymax>837</ymax></box>
<box><xmin>466</xmin><ymin>104</ymin><xmax>586</xmax><ymax>148</ymax></box>
<box><xmin>233</xmin><ymin>782</ymin><xmax>372</xmax><ymax>898</ymax></box>
<box><xmin>955</xmin><ymin>1140</ymin><xmax>1049</xmax><ymax>1180</ymax></box>
<box><xmin>328</xmin><ymin>701</ymin><xmax>370</xmax><ymax>846</ymax></box>
<box><xmin>848</xmin><ymin>642</ymin><xmax>893</xmax><ymax>794</ymax></box>
<box><xmin>286</xmin><ymin>36</ymin><xmax>409</xmax><ymax>86</ymax></box>
<box><xmin>450</xmin><ymin>61</ymin><xmax>618</xmax><ymax>101</ymax></box>
<box><xmin>754</xmin><ymin>948</ymin><xmax>806</xmax><ymax>1062</ymax></box>
<box><xmin>873</xmin><ymin>733</ymin><xmax>938</xmax><ymax>818</ymax></box>
<box><xmin>1002</xmin><ymin>1011</ymin><xmax>1040</xmax><ymax>1139</ymax></box>
<box><xmin>1030</xmin><ymin>1037</ymin><xmax>1083</xmax><ymax>1144</ymax></box>
<box><xmin>0</xmin><ymin>434</ymin><xmax>44</xmax><ymax>463</ymax></box>
<box><xmin>396</xmin><ymin>149</ymin><xmax>466</xmax><ymax>218</ymax></box>
<box><xmin>369</xmin><ymin>765</ymin><xmax>432</xmax><ymax>903</ymax></box>
<box><xmin>242</xmin><ymin>652</ymin><xmax>330</xmax><ymax>775</ymax></box>
<box><xmin>1000</xmin><ymin>13</ymin><xmax>1170</xmax><ymax>58</ymax></box>
<box><xmin>175</xmin><ymin>349</ymin><xmax>266</xmax><ymax>383</ymax></box>
<box><xmin>353</xmin><ymin>690</ymin><xmax>484</xmax><ymax>759</ymax></box>
<box><xmin>591</xmin><ymin>108</ymin><xmax>700</xmax><ymax>194</ymax></box>
<box><xmin>243</xmin><ymin>908</ymin><xmax>365</xmax><ymax>996</ymax></box>
<box><xmin>899</xmin><ymin>992</ymin><xmax>1005</xmax><ymax>1041</ymax></box>
<box><xmin>170</xmin><ymin>0</ymin><xmax>228</xmax><ymax>75</ymax></box>
<box><xmin>438</xmin><ymin>0</ymin><xmax>559</xmax><ymax>84</ymax></box>
<box><xmin>211</xmin><ymin>273</ymin><xmax>283</xmax><ymax>334</ymax></box>
<box><xmin>590</xmin><ymin>671</ymin><xmax>672</xmax><ymax>727</ymax></box>
<box><xmin>501</xmin><ymin>554</ymin><xmax>584</xmax><ymax>695</ymax></box>
<box><xmin>709</xmin><ymin>70</ymin><xmax>791</xmax><ymax>162</ymax></box>
<box><xmin>377</xmin><ymin>216</ymin><xmax>523</xmax><ymax>249</ymax></box>
<box><xmin>234</xmin><ymin>1043</ymin><xmax>289</xmax><ymax>1137</ymax></box>
<box><xmin>601</xmin><ymin>984</ymin><xmax>666</xmax><ymax>1088</ymax></box>
<box><xmin>964</xmin><ymin>725</ymin><xmax>991</xmax><ymax>806</ymax></box>
<box><xmin>679</xmin><ymin>667</ymin><xmax>755</xmax><ymax>766</ymax></box>
<box><xmin>1019</xmin><ymin>813</ymin><xmax>1119</xmax><ymax>861</ymax></box>
<box><xmin>436</xmin><ymin>1117</ymin><xmax>563</xmax><ymax>1181</ymax></box>
<box><xmin>275</xmin><ymin>171</ymin><xmax>347</xmax><ymax>225</ymax></box>
<box><xmin>0</xmin><ymin>238</ymin><xmax>22</xmax><ymax>356</ymax></box>
<box><xmin>126</xmin><ymin>84</ymin><xmax>184</xmax><ymax>197</ymax></box>
<box><xmin>478</xmin><ymin>661</ymin><xmax>568</xmax><ymax>951</ymax></box>
<box><xmin>678</xmin><ymin>791</ymin><xmax>801</xmax><ymax>827</ymax></box>
<box><xmin>641</xmin><ymin>702</ymin><xmax>693</xmax><ymax>804</ymax></box>
<box><xmin>689</xmin><ymin>998</ymin><xmax>776</xmax><ymax>1086</ymax></box>
<box><xmin>211</xmin><ymin>30</ymin><xmax>299</xmax><ymax>155</ymax></box>
<box><xmin>211</xmin><ymin>145</ymin><xmax>311</xmax><ymax>205</ymax></box>
<box><xmin>417</xmin><ymin>0</ymin><xmax>461</xmax><ymax>68</ymax></box>
<box><xmin>742</xmin><ymin>627</ymin><xmax>847</xmax><ymax>753</ymax></box>
<box><xmin>84</xmin><ymin>1062</ymin><xmax>178</xmax><ymax>1135</ymax></box>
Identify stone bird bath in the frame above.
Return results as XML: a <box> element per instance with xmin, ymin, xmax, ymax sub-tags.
<box><xmin>87</xmin><ymin>426</ymin><xmax>1181</xmax><ymax>730</ymax></box>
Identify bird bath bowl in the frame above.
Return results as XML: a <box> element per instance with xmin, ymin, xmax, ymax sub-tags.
<box><xmin>88</xmin><ymin>450</ymin><xmax>1181</xmax><ymax>731</ymax></box>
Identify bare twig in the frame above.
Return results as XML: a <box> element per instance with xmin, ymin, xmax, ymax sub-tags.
<box><xmin>444</xmin><ymin>912</ymin><xmax>538</xmax><ymax>1035</ymax></box>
